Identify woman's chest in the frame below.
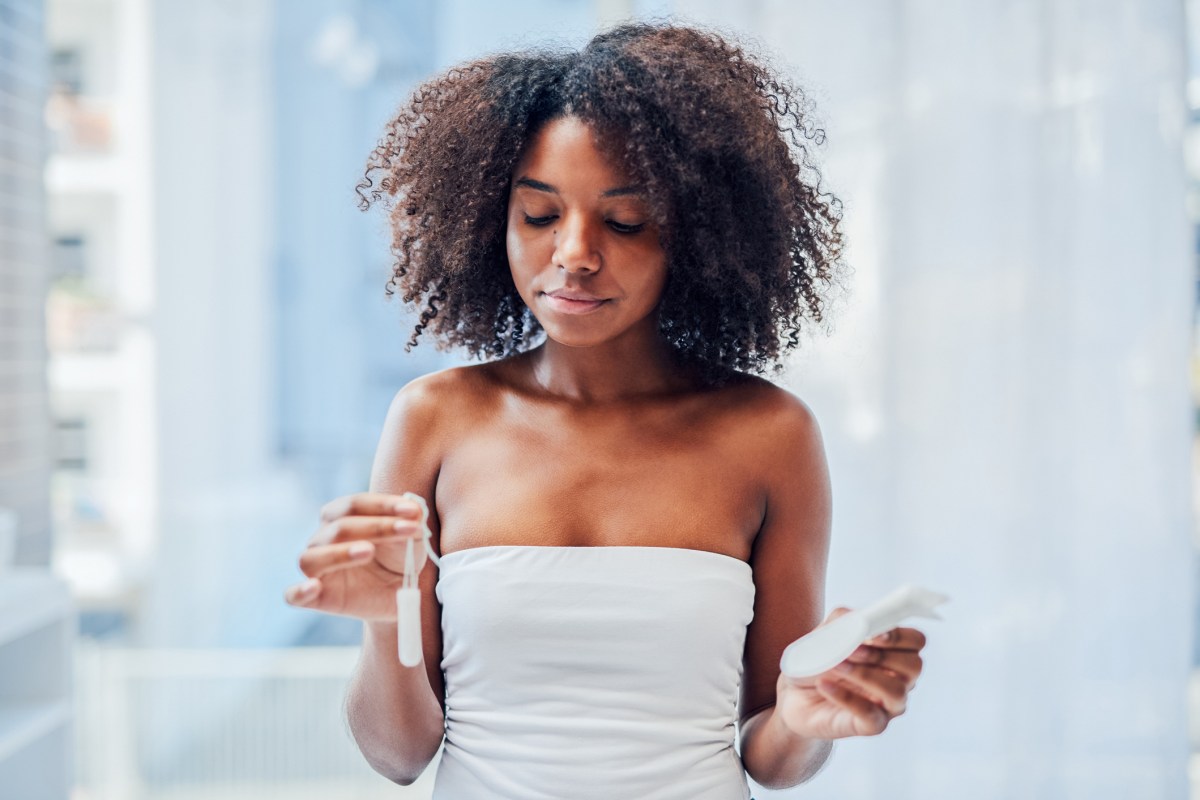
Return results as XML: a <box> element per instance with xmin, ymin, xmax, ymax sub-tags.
<box><xmin>434</xmin><ymin>409</ymin><xmax>765</xmax><ymax>559</ymax></box>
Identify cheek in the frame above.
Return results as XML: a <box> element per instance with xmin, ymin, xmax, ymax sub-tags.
<box><xmin>634</xmin><ymin>251</ymin><xmax>669</xmax><ymax>305</ymax></box>
<box><xmin>505</xmin><ymin>229</ymin><xmax>518</xmax><ymax>269</ymax></box>
<box><xmin>506</xmin><ymin>224</ymin><xmax>544</xmax><ymax>274</ymax></box>
<box><xmin>506</xmin><ymin>228</ymin><xmax>546</xmax><ymax>308</ymax></box>
<box><xmin>506</xmin><ymin>232</ymin><xmax>530</xmax><ymax>289</ymax></box>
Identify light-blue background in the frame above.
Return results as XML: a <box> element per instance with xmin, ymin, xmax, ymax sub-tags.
<box><xmin>33</xmin><ymin>1</ymin><xmax>1195</xmax><ymax>797</ymax></box>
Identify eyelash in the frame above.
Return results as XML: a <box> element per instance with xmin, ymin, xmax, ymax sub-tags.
<box><xmin>523</xmin><ymin>214</ymin><xmax>646</xmax><ymax>235</ymax></box>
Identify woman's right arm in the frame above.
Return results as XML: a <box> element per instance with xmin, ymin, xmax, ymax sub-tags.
<box><xmin>286</xmin><ymin>379</ymin><xmax>449</xmax><ymax>784</ymax></box>
<box><xmin>347</xmin><ymin>618</ymin><xmax>444</xmax><ymax>785</ymax></box>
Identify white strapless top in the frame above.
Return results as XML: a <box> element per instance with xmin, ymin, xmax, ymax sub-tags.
<box><xmin>431</xmin><ymin>545</ymin><xmax>756</xmax><ymax>800</ymax></box>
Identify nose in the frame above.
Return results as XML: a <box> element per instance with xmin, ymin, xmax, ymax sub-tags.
<box><xmin>552</xmin><ymin>212</ymin><xmax>601</xmax><ymax>274</ymax></box>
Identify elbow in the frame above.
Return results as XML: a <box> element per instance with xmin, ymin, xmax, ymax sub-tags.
<box><xmin>346</xmin><ymin>704</ymin><xmax>445</xmax><ymax>786</ymax></box>
<box><xmin>744</xmin><ymin>740</ymin><xmax>834</xmax><ymax>789</ymax></box>
<box><xmin>746</xmin><ymin>752</ymin><xmax>831</xmax><ymax>791</ymax></box>
<box><xmin>365</xmin><ymin>758</ymin><xmax>415</xmax><ymax>786</ymax></box>
<box><xmin>362</xmin><ymin>737</ymin><xmax>444</xmax><ymax>786</ymax></box>
<box><xmin>739</xmin><ymin>707</ymin><xmax>834</xmax><ymax>789</ymax></box>
<box><xmin>380</xmin><ymin>768</ymin><xmax>422</xmax><ymax>787</ymax></box>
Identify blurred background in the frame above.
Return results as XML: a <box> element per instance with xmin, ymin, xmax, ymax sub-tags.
<box><xmin>0</xmin><ymin>0</ymin><xmax>1193</xmax><ymax>797</ymax></box>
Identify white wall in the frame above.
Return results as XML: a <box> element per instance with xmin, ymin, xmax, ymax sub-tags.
<box><xmin>147</xmin><ymin>0</ymin><xmax>309</xmax><ymax>649</ymax></box>
<box><xmin>115</xmin><ymin>0</ymin><xmax>1193</xmax><ymax>794</ymax></box>
<box><xmin>664</xmin><ymin>2</ymin><xmax>1192</xmax><ymax>797</ymax></box>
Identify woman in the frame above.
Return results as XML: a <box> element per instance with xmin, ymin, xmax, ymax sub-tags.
<box><xmin>285</xmin><ymin>22</ymin><xmax>927</xmax><ymax>798</ymax></box>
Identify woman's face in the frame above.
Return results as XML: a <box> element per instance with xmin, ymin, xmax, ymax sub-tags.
<box><xmin>505</xmin><ymin>116</ymin><xmax>668</xmax><ymax>349</ymax></box>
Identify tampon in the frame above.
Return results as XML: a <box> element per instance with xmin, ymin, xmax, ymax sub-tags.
<box><xmin>396</xmin><ymin>492</ymin><xmax>440</xmax><ymax>667</ymax></box>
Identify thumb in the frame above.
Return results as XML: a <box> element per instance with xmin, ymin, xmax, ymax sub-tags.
<box><xmin>822</xmin><ymin>606</ymin><xmax>854</xmax><ymax>624</ymax></box>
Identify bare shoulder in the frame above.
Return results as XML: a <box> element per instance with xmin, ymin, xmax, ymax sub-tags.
<box><xmin>371</xmin><ymin>363</ymin><xmax>506</xmax><ymax>494</ymax></box>
<box><xmin>707</xmin><ymin>372</ymin><xmax>823</xmax><ymax>453</ymax></box>
<box><xmin>388</xmin><ymin>363</ymin><xmax>502</xmax><ymax>424</ymax></box>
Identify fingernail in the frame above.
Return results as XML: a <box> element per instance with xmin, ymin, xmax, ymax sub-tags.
<box><xmin>295</xmin><ymin>579</ymin><xmax>319</xmax><ymax>598</ymax></box>
<box><xmin>393</xmin><ymin>520</ymin><xmax>415</xmax><ymax>532</ymax></box>
<box><xmin>835</xmin><ymin>661</ymin><xmax>853</xmax><ymax>674</ymax></box>
<box><xmin>394</xmin><ymin>502</ymin><xmax>419</xmax><ymax>517</ymax></box>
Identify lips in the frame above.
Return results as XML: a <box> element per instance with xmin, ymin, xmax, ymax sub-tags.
<box><xmin>542</xmin><ymin>289</ymin><xmax>610</xmax><ymax>315</ymax></box>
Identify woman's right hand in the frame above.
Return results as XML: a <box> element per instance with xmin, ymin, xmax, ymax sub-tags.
<box><xmin>283</xmin><ymin>492</ymin><xmax>428</xmax><ymax>623</ymax></box>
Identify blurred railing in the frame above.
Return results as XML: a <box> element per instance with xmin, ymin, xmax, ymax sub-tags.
<box><xmin>72</xmin><ymin>642</ymin><xmax>439</xmax><ymax>800</ymax></box>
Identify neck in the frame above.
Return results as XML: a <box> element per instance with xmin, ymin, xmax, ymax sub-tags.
<box><xmin>527</xmin><ymin>333</ymin><xmax>689</xmax><ymax>404</ymax></box>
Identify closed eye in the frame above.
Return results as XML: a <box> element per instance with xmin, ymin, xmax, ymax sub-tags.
<box><xmin>522</xmin><ymin>214</ymin><xmax>645</xmax><ymax>235</ymax></box>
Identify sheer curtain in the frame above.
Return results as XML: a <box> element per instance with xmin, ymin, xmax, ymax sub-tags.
<box><xmin>667</xmin><ymin>1</ymin><xmax>1193</xmax><ymax>797</ymax></box>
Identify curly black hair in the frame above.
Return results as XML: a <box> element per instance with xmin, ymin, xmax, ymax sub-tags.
<box><xmin>357</xmin><ymin>21</ymin><xmax>844</xmax><ymax>376</ymax></box>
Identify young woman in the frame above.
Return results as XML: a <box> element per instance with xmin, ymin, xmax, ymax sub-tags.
<box><xmin>285</xmin><ymin>22</ymin><xmax>927</xmax><ymax>799</ymax></box>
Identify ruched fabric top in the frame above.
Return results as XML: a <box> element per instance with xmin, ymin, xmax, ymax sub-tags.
<box><xmin>432</xmin><ymin>545</ymin><xmax>756</xmax><ymax>800</ymax></box>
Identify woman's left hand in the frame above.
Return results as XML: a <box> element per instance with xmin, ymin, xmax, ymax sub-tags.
<box><xmin>774</xmin><ymin>607</ymin><xmax>926</xmax><ymax>740</ymax></box>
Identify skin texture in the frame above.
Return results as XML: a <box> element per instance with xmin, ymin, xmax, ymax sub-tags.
<box><xmin>286</xmin><ymin>116</ymin><xmax>927</xmax><ymax>788</ymax></box>
<box><xmin>505</xmin><ymin>117</ymin><xmax>670</xmax><ymax>357</ymax></box>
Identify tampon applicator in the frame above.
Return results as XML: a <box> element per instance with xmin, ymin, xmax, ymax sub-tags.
<box><xmin>396</xmin><ymin>492</ymin><xmax>440</xmax><ymax>667</ymax></box>
<box><xmin>780</xmin><ymin>585</ymin><xmax>948</xmax><ymax>679</ymax></box>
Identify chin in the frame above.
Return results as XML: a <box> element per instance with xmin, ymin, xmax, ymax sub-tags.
<box><xmin>538</xmin><ymin>326</ymin><xmax>611</xmax><ymax>349</ymax></box>
<box><xmin>534</xmin><ymin>308</ymin><xmax>662</xmax><ymax>351</ymax></box>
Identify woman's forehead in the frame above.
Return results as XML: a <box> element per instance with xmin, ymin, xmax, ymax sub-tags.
<box><xmin>512</xmin><ymin>117</ymin><xmax>641</xmax><ymax>195</ymax></box>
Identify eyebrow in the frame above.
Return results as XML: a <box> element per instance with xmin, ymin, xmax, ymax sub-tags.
<box><xmin>514</xmin><ymin>176</ymin><xmax>642</xmax><ymax>198</ymax></box>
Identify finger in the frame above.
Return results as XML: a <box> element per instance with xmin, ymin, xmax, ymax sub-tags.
<box><xmin>865</xmin><ymin>626</ymin><xmax>927</xmax><ymax>652</ymax></box>
<box><xmin>845</xmin><ymin>645</ymin><xmax>924</xmax><ymax>686</ymax></box>
<box><xmin>815</xmin><ymin>678</ymin><xmax>889</xmax><ymax>736</ymax></box>
<box><xmin>284</xmin><ymin>577</ymin><xmax>322</xmax><ymax>607</ymax></box>
<box><xmin>830</xmin><ymin>661</ymin><xmax>909</xmax><ymax>715</ymax></box>
<box><xmin>298</xmin><ymin>541</ymin><xmax>379</xmax><ymax>579</ymax></box>
<box><xmin>318</xmin><ymin>492</ymin><xmax>423</xmax><ymax>524</ymax></box>
<box><xmin>309</xmin><ymin>514</ymin><xmax>426</xmax><ymax>548</ymax></box>
<box><xmin>824</xmin><ymin>606</ymin><xmax>854</xmax><ymax>623</ymax></box>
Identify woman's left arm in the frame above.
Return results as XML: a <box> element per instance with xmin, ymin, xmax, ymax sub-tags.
<box><xmin>737</xmin><ymin>394</ymin><xmax>926</xmax><ymax>789</ymax></box>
